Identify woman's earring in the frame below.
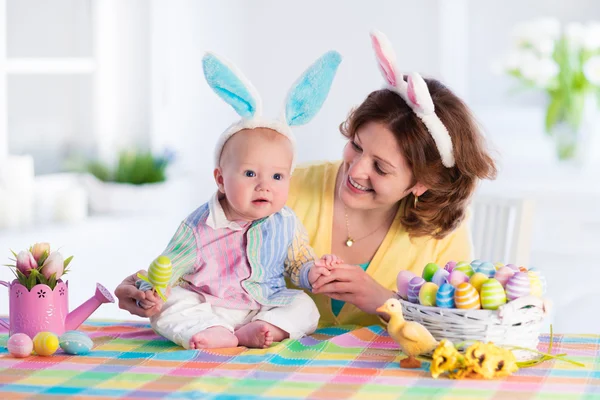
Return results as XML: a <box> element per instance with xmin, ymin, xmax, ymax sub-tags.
<box><xmin>414</xmin><ymin>194</ymin><xmax>418</xmax><ymax>208</ymax></box>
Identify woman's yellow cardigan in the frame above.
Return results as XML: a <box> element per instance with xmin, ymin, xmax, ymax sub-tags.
<box><xmin>287</xmin><ymin>161</ymin><xmax>473</xmax><ymax>327</ymax></box>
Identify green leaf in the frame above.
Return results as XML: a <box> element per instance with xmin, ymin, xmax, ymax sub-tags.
<box><xmin>545</xmin><ymin>95</ymin><xmax>564</xmax><ymax>134</ymax></box>
<box><xmin>48</xmin><ymin>273</ymin><xmax>57</xmax><ymax>290</ymax></box>
<box><xmin>27</xmin><ymin>270</ymin><xmax>37</xmax><ymax>290</ymax></box>
<box><xmin>37</xmin><ymin>250</ymin><xmax>49</xmax><ymax>267</ymax></box>
<box><xmin>10</xmin><ymin>249</ymin><xmax>18</xmax><ymax>259</ymax></box>
<box><xmin>63</xmin><ymin>255</ymin><xmax>74</xmax><ymax>269</ymax></box>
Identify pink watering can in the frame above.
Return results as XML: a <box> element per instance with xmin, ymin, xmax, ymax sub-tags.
<box><xmin>0</xmin><ymin>279</ymin><xmax>114</xmax><ymax>338</ymax></box>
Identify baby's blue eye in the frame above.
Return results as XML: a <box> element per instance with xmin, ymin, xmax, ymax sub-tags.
<box><xmin>273</xmin><ymin>173</ymin><xmax>283</xmax><ymax>180</ymax></box>
<box><xmin>245</xmin><ymin>170</ymin><xmax>256</xmax><ymax>177</ymax></box>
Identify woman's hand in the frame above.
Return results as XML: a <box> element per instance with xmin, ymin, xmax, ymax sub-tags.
<box><xmin>114</xmin><ymin>271</ymin><xmax>163</xmax><ymax>318</ymax></box>
<box><xmin>311</xmin><ymin>263</ymin><xmax>395</xmax><ymax>315</ymax></box>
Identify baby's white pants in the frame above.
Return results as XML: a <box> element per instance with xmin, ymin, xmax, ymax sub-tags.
<box><xmin>150</xmin><ymin>286</ymin><xmax>320</xmax><ymax>349</ymax></box>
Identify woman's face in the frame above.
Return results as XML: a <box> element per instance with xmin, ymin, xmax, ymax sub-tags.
<box><xmin>339</xmin><ymin>121</ymin><xmax>424</xmax><ymax>211</ymax></box>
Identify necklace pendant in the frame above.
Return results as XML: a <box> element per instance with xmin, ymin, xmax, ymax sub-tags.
<box><xmin>345</xmin><ymin>238</ymin><xmax>354</xmax><ymax>247</ymax></box>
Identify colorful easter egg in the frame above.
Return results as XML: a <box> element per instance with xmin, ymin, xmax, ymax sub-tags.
<box><xmin>33</xmin><ymin>332</ymin><xmax>59</xmax><ymax>356</ymax></box>
<box><xmin>505</xmin><ymin>272</ymin><xmax>532</xmax><ymax>301</ymax></box>
<box><xmin>476</xmin><ymin>262</ymin><xmax>496</xmax><ymax>278</ymax></box>
<box><xmin>419</xmin><ymin>282</ymin><xmax>439</xmax><ymax>306</ymax></box>
<box><xmin>528</xmin><ymin>268</ymin><xmax>547</xmax><ymax>294</ymax></box>
<box><xmin>59</xmin><ymin>331</ymin><xmax>94</xmax><ymax>355</ymax></box>
<box><xmin>431</xmin><ymin>269</ymin><xmax>450</xmax><ymax>288</ymax></box>
<box><xmin>422</xmin><ymin>263</ymin><xmax>440</xmax><ymax>282</ymax></box>
<box><xmin>408</xmin><ymin>277</ymin><xmax>426</xmax><ymax>304</ymax></box>
<box><xmin>444</xmin><ymin>261</ymin><xmax>457</xmax><ymax>273</ymax></box>
<box><xmin>454</xmin><ymin>261</ymin><xmax>474</xmax><ymax>277</ymax></box>
<box><xmin>7</xmin><ymin>333</ymin><xmax>33</xmax><ymax>358</ymax></box>
<box><xmin>448</xmin><ymin>270</ymin><xmax>469</xmax><ymax>287</ymax></box>
<box><xmin>469</xmin><ymin>272</ymin><xmax>489</xmax><ymax>293</ymax></box>
<box><xmin>436</xmin><ymin>283</ymin><xmax>456</xmax><ymax>308</ymax></box>
<box><xmin>470</xmin><ymin>259</ymin><xmax>483</xmax><ymax>269</ymax></box>
<box><xmin>494</xmin><ymin>266</ymin><xmax>515</xmax><ymax>288</ymax></box>
<box><xmin>527</xmin><ymin>271</ymin><xmax>543</xmax><ymax>297</ymax></box>
<box><xmin>494</xmin><ymin>262</ymin><xmax>504</xmax><ymax>271</ymax></box>
<box><xmin>505</xmin><ymin>264</ymin><xmax>519</xmax><ymax>272</ymax></box>
<box><xmin>397</xmin><ymin>271</ymin><xmax>416</xmax><ymax>300</ymax></box>
<box><xmin>480</xmin><ymin>279</ymin><xmax>507</xmax><ymax>310</ymax></box>
<box><xmin>454</xmin><ymin>282</ymin><xmax>481</xmax><ymax>309</ymax></box>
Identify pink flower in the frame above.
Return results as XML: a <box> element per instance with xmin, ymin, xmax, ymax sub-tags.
<box><xmin>31</xmin><ymin>242</ymin><xmax>50</xmax><ymax>264</ymax></box>
<box><xmin>41</xmin><ymin>252</ymin><xmax>64</xmax><ymax>280</ymax></box>
<box><xmin>16</xmin><ymin>251</ymin><xmax>37</xmax><ymax>275</ymax></box>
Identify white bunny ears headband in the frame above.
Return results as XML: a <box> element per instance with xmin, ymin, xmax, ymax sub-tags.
<box><xmin>202</xmin><ymin>50</ymin><xmax>342</xmax><ymax>171</ymax></box>
<box><xmin>370</xmin><ymin>30</ymin><xmax>455</xmax><ymax>168</ymax></box>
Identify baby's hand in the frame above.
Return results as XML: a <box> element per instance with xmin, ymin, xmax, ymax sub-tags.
<box><xmin>138</xmin><ymin>289</ymin><xmax>167</xmax><ymax>310</ymax></box>
<box><xmin>308</xmin><ymin>264</ymin><xmax>331</xmax><ymax>286</ymax></box>
<box><xmin>318</xmin><ymin>254</ymin><xmax>344</xmax><ymax>268</ymax></box>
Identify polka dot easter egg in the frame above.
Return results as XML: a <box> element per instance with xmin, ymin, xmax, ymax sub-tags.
<box><xmin>431</xmin><ymin>268</ymin><xmax>450</xmax><ymax>288</ymax></box>
<box><xmin>396</xmin><ymin>271</ymin><xmax>416</xmax><ymax>300</ymax></box>
<box><xmin>422</xmin><ymin>263</ymin><xmax>440</xmax><ymax>282</ymax></box>
<box><xmin>480</xmin><ymin>279</ymin><xmax>507</xmax><ymax>310</ymax></box>
<box><xmin>444</xmin><ymin>261</ymin><xmax>457</xmax><ymax>273</ymax></box>
<box><xmin>469</xmin><ymin>272</ymin><xmax>489</xmax><ymax>293</ymax></box>
<box><xmin>454</xmin><ymin>261</ymin><xmax>474</xmax><ymax>278</ymax></box>
<box><xmin>505</xmin><ymin>272</ymin><xmax>532</xmax><ymax>301</ymax></box>
<box><xmin>448</xmin><ymin>270</ymin><xmax>469</xmax><ymax>287</ymax></box>
<box><xmin>436</xmin><ymin>283</ymin><xmax>455</xmax><ymax>308</ymax></box>
<box><xmin>408</xmin><ymin>277</ymin><xmax>426</xmax><ymax>304</ymax></box>
<box><xmin>476</xmin><ymin>262</ymin><xmax>496</xmax><ymax>278</ymax></box>
<box><xmin>59</xmin><ymin>331</ymin><xmax>94</xmax><ymax>355</ymax></box>
<box><xmin>33</xmin><ymin>332</ymin><xmax>59</xmax><ymax>356</ymax></box>
<box><xmin>419</xmin><ymin>282</ymin><xmax>439</xmax><ymax>306</ymax></box>
<box><xmin>454</xmin><ymin>282</ymin><xmax>481</xmax><ymax>309</ymax></box>
<box><xmin>494</xmin><ymin>266</ymin><xmax>515</xmax><ymax>288</ymax></box>
<box><xmin>7</xmin><ymin>333</ymin><xmax>33</xmax><ymax>358</ymax></box>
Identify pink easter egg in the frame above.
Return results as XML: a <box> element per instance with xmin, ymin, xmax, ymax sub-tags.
<box><xmin>407</xmin><ymin>277</ymin><xmax>426</xmax><ymax>304</ymax></box>
<box><xmin>7</xmin><ymin>333</ymin><xmax>33</xmax><ymax>358</ymax></box>
<box><xmin>494</xmin><ymin>266</ymin><xmax>515</xmax><ymax>287</ymax></box>
<box><xmin>397</xmin><ymin>270</ymin><xmax>416</xmax><ymax>300</ymax></box>
<box><xmin>505</xmin><ymin>264</ymin><xmax>519</xmax><ymax>272</ymax></box>
<box><xmin>506</xmin><ymin>272</ymin><xmax>532</xmax><ymax>301</ymax></box>
<box><xmin>444</xmin><ymin>261</ymin><xmax>457</xmax><ymax>273</ymax></box>
<box><xmin>447</xmin><ymin>270</ymin><xmax>469</xmax><ymax>288</ymax></box>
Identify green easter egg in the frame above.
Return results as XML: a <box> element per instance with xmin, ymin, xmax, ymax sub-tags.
<box><xmin>422</xmin><ymin>263</ymin><xmax>440</xmax><ymax>282</ymax></box>
<box><xmin>418</xmin><ymin>282</ymin><xmax>439</xmax><ymax>306</ymax></box>
<box><xmin>454</xmin><ymin>261</ymin><xmax>474</xmax><ymax>278</ymax></box>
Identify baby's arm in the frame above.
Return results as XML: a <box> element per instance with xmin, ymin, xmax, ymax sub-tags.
<box><xmin>136</xmin><ymin>221</ymin><xmax>198</xmax><ymax>308</ymax></box>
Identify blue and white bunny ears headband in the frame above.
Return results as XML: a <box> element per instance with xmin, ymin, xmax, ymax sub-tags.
<box><xmin>370</xmin><ymin>30</ymin><xmax>455</xmax><ymax>168</ymax></box>
<box><xmin>202</xmin><ymin>50</ymin><xmax>342</xmax><ymax>171</ymax></box>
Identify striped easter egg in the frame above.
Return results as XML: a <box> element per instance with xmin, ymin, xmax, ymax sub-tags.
<box><xmin>397</xmin><ymin>270</ymin><xmax>416</xmax><ymax>300</ymax></box>
<box><xmin>431</xmin><ymin>269</ymin><xmax>450</xmax><ymax>288</ymax></box>
<box><xmin>444</xmin><ymin>261</ymin><xmax>457</xmax><ymax>273</ymax></box>
<box><xmin>33</xmin><ymin>332</ymin><xmax>59</xmax><ymax>356</ymax></box>
<box><xmin>505</xmin><ymin>272</ymin><xmax>531</xmax><ymax>301</ymax></box>
<box><xmin>494</xmin><ymin>266</ymin><xmax>515</xmax><ymax>288</ymax></box>
<box><xmin>148</xmin><ymin>255</ymin><xmax>173</xmax><ymax>287</ymax></box>
<box><xmin>454</xmin><ymin>261</ymin><xmax>474</xmax><ymax>278</ymax></box>
<box><xmin>454</xmin><ymin>282</ymin><xmax>481</xmax><ymax>309</ymax></box>
<box><xmin>436</xmin><ymin>283</ymin><xmax>455</xmax><ymax>308</ymax></box>
<box><xmin>528</xmin><ymin>268</ymin><xmax>547</xmax><ymax>295</ymax></box>
<box><xmin>470</xmin><ymin>259</ymin><xmax>483</xmax><ymax>269</ymax></box>
<box><xmin>480</xmin><ymin>279</ymin><xmax>507</xmax><ymax>310</ymax></box>
<box><xmin>476</xmin><ymin>262</ymin><xmax>496</xmax><ymax>278</ymax></box>
<box><xmin>408</xmin><ymin>277</ymin><xmax>426</xmax><ymax>304</ymax></box>
<box><xmin>528</xmin><ymin>271</ymin><xmax>543</xmax><ymax>297</ymax></box>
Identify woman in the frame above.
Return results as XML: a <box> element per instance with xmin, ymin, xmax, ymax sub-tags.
<box><xmin>115</xmin><ymin>33</ymin><xmax>497</xmax><ymax>328</ymax></box>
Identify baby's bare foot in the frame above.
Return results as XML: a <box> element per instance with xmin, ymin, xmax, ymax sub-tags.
<box><xmin>234</xmin><ymin>321</ymin><xmax>289</xmax><ymax>348</ymax></box>
<box><xmin>189</xmin><ymin>326</ymin><xmax>238</xmax><ymax>349</ymax></box>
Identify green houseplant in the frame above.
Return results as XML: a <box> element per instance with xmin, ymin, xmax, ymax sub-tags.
<box><xmin>502</xmin><ymin>18</ymin><xmax>600</xmax><ymax>160</ymax></box>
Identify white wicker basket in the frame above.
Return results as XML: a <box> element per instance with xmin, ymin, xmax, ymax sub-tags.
<box><xmin>399</xmin><ymin>295</ymin><xmax>549</xmax><ymax>361</ymax></box>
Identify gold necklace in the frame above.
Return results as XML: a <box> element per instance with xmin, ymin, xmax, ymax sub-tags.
<box><xmin>343</xmin><ymin>205</ymin><xmax>395</xmax><ymax>247</ymax></box>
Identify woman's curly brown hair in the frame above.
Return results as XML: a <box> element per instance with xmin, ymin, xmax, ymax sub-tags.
<box><xmin>340</xmin><ymin>81</ymin><xmax>497</xmax><ymax>239</ymax></box>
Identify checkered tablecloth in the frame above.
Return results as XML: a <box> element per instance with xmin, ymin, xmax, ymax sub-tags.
<box><xmin>1</xmin><ymin>321</ymin><xmax>599</xmax><ymax>399</ymax></box>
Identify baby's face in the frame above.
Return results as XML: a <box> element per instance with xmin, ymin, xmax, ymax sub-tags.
<box><xmin>216</xmin><ymin>128</ymin><xmax>294</xmax><ymax>221</ymax></box>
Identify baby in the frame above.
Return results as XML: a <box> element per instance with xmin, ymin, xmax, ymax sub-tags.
<box><xmin>138</xmin><ymin>50</ymin><xmax>342</xmax><ymax>349</ymax></box>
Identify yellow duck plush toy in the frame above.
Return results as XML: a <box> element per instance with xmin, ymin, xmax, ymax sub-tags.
<box><xmin>377</xmin><ymin>298</ymin><xmax>438</xmax><ymax>368</ymax></box>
